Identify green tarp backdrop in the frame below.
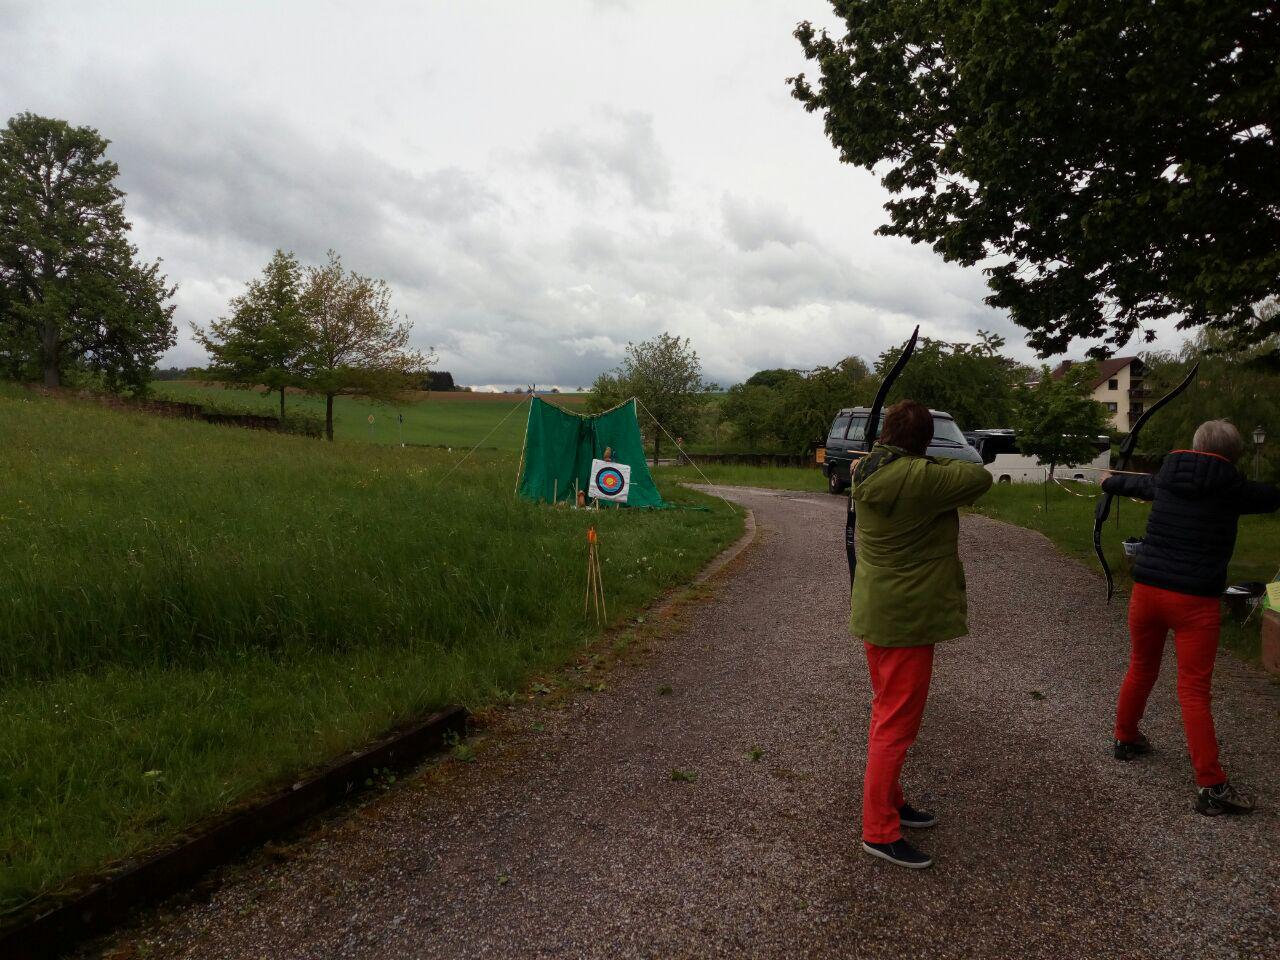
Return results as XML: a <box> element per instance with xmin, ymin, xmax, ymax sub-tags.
<box><xmin>517</xmin><ymin>397</ymin><xmax>667</xmax><ymax>508</ymax></box>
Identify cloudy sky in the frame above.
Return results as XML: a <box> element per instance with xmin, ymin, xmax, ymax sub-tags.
<box><xmin>1</xmin><ymin>0</ymin><xmax>1179</xmax><ymax>389</ymax></box>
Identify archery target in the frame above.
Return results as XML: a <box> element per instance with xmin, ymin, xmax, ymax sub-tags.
<box><xmin>589</xmin><ymin>459</ymin><xmax>631</xmax><ymax>503</ymax></box>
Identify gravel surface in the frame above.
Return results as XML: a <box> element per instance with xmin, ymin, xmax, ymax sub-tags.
<box><xmin>108</xmin><ymin>487</ymin><xmax>1278</xmax><ymax>960</ymax></box>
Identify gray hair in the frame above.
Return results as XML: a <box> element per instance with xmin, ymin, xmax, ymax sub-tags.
<box><xmin>1192</xmin><ymin>420</ymin><xmax>1244</xmax><ymax>462</ymax></box>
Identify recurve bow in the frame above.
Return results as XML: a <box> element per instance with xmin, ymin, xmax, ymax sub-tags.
<box><xmin>1093</xmin><ymin>361</ymin><xmax>1199</xmax><ymax>602</ymax></box>
<box><xmin>847</xmin><ymin>325</ymin><xmax>920</xmax><ymax>586</ymax></box>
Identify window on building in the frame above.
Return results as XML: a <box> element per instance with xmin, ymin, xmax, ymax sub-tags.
<box><xmin>1106</xmin><ymin>402</ymin><xmax>1118</xmax><ymax>413</ymax></box>
<box><xmin>1108</xmin><ymin>378</ymin><xmax>1119</xmax><ymax>390</ymax></box>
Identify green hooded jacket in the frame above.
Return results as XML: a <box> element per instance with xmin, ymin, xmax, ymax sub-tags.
<box><xmin>849</xmin><ymin>444</ymin><xmax>994</xmax><ymax>647</ymax></box>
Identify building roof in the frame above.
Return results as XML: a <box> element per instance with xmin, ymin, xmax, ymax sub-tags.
<box><xmin>1051</xmin><ymin>356</ymin><xmax>1141</xmax><ymax>389</ymax></box>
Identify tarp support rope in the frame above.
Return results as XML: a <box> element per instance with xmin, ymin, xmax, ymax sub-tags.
<box><xmin>436</xmin><ymin>397</ymin><xmax>531</xmax><ymax>488</ymax></box>
<box><xmin>634</xmin><ymin>396</ymin><xmax>739</xmax><ymax>515</ymax></box>
<box><xmin>513</xmin><ymin>400</ymin><xmax>534</xmax><ymax>493</ymax></box>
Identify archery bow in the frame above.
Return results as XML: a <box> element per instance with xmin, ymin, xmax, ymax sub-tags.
<box><xmin>1093</xmin><ymin>361</ymin><xmax>1199</xmax><ymax>603</ymax></box>
<box><xmin>847</xmin><ymin>325</ymin><xmax>920</xmax><ymax>586</ymax></box>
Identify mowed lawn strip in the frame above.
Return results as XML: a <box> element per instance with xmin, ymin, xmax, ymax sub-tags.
<box><xmin>0</xmin><ymin>384</ymin><xmax>740</xmax><ymax>912</ymax></box>
<box><xmin>150</xmin><ymin>380</ymin><xmax>589</xmax><ymax>450</ymax></box>
<box><xmin>660</xmin><ymin>463</ymin><xmax>828</xmax><ymax>493</ymax></box>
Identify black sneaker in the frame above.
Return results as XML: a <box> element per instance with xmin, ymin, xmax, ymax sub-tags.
<box><xmin>899</xmin><ymin>802</ymin><xmax>938</xmax><ymax>829</ymax></box>
<box><xmin>861</xmin><ymin>838</ymin><xmax>933</xmax><ymax>869</ymax></box>
<box><xmin>1114</xmin><ymin>732</ymin><xmax>1153</xmax><ymax>761</ymax></box>
<box><xmin>1195</xmin><ymin>781</ymin><xmax>1255</xmax><ymax>816</ymax></box>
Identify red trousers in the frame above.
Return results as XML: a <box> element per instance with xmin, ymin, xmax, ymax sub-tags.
<box><xmin>862</xmin><ymin>642</ymin><xmax>935</xmax><ymax>843</ymax></box>
<box><xmin>1115</xmin><ymin>582</ymin><xmax>1226</xmax><ymax>787</ymax></box>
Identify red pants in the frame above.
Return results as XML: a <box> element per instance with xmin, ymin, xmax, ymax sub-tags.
<box><xmin>862</xmin><ymin>643</ymin><xmax>935</xmax><ymax>843</ymax></box>
<box><xmin>1115</xmin><ymin>583</ymin><xmax>1226</xmax><ymax>787</ymax></box>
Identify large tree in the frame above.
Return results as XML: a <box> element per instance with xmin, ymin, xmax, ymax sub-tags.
<box><xmin>791</xmin><ymin>4</ymin><xmax>1280</xmax><ymax>360</ymax></box>
<box><xmin>872</xmin><ymin>331</ymin><xmax>1016</xmax><ymax>430</ymax></box>
<box><xmin>1012</xmin><ymin>362</ymin><xmax>1111</xmax><ymax>480</ymax></box>
<box><xmin>297</xmin><ymin>250</ymin><xmax>432</xmax><ymax>441</ymax></box>
<box><xmin>587</xmin><ymin>332</ymin><xmax>714</xmax><ymax>463</ymax></box>
<box><xmin>194</xmin><ymin>250</ymin><xmax>307</xmax><ymax>419</ymax></box>
<box><xmin>721</xmin><ymin>382</ymin><xmax>778</xmax><ymax>449</ymax></box>
<box><xmin>0</xmin><ymin>113</ymin><xmax>175</xmax><ymax>390</ymax></box>
<box><xmin>771</xmin><ymin>356</ymin><xmax>873</xmax><ymax>452</ymax></box>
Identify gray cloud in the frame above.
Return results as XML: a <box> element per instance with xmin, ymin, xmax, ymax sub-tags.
<box><xmin>0</xmin><ymin>1</ymin><xmax>1096</xmax><ymax>392</ymax></box>
<box><xmin>529</xmin><ymin>110</ymin><xmax>671</xmax><ymax>209</ymax></box>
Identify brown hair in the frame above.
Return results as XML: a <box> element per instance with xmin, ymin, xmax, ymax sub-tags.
<box><xmin>880</xmin><ymin>400</ymin><xmax>933</xmax><ymax>455</ymax></box>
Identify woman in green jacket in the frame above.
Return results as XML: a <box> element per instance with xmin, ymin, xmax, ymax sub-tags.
<box><xmin>851</xmin><ymin>400</ymin><xmax>993</xmax><ymax>869</ymax></box>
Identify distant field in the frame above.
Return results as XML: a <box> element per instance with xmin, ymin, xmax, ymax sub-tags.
<box><xmin>151</xmin><ymin>381</ymin><xmax>589</xmax><ymax>450</ymax></box>
<box><xmin>0</xmin><ymin>383</ymin><xmax>738</xmax><ymax>912</ymax></box>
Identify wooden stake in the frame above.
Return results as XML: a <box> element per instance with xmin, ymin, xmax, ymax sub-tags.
<box><xmin>593</xmin><ymin>545</ymin><xmax>607</xmax><ymax>621</ymax></box>
<box><xmin>585</xmin><ymin>526</ymin><xmax>605</xmax><ymax>624</ymax></box>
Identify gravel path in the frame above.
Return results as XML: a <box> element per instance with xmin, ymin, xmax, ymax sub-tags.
<box><xmin>112</xmin><ymin>487</ymin><xmax>1278</xmax><ymax>960</ymax></box>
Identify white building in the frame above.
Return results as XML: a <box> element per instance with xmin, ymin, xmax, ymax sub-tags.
<box><xmin>1050</xmin><ymin>356</ymin><xmax>1146</xmax><ymax>431</ymax></box>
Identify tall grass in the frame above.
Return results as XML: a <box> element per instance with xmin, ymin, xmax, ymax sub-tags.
<box><xmin>0</xmin><ymin>384</ymin><xmax>740</xmax><ymax>911</ymax></box>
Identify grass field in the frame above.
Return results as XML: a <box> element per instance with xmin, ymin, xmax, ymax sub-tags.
<box><xmin>150</xmin><ymin>381</ymin><xmax>589</xmax><ymax>450</ymax></box>
<box><xmin>0</xmin><ymin>383</ymin><xmax>740</xmax><ymax>913</ymax></box>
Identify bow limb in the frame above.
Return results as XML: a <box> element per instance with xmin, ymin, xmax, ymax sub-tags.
<box><xmin>848</xmin><ymin>325</ymin><xmax>920</xmax><ymax>587</ymax></box>
<box><xmin>1092</xmin><ymin>360</ymin><xmax>1199</xmax><ymax>603</ymax></box>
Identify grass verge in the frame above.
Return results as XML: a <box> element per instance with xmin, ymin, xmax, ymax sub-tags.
<box><xmin>660</xmin><ymin>462</ymin><xmax>827</xmax><ymax>493</ymax></box>
<box><xmin>0</xmin><ymin>383</ymin><xmax>740</xmax><ymax>912</ymax></box>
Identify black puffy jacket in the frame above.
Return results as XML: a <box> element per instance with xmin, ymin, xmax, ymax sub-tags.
<box><xmin>1102</xmin><ymin>451</ymin><xmax>1279</xmax><ymax>597</ymax></box>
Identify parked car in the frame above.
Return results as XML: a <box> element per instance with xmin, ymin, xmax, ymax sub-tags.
<box><xmin>823</xmin><ymin>406</ymin><xmax>982</xmax><ymax>494</ymax></box>
<box><xmin>969</xmin><ymin>428</ymin><xmax>1111</xmax><ymax>483</ymax></box>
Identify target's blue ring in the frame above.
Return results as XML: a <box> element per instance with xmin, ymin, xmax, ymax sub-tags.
<box><xmin>595</xmin><ymin>466</ymin><xmax>625</xmax><ymax>496</ymax></box>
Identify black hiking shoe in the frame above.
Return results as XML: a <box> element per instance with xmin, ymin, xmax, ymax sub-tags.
<box><xmin>899</xmin><ymin>802</ymin><xmax>938</xmax><ymax>829</ymax></box>
<box><xmin>861</xmin><ymin>838</ymin><xmax>933</xmax><ymax>869</ymax></box>
<box><xmin>1114</xmin><ymin>732</ymin><xmax>1153</xmax><ymax>761</ymax></box>
<box><xmin>1195</xmin><ymin>781</ymin><xmax>1255</xmax><ymax>816</ymax></box>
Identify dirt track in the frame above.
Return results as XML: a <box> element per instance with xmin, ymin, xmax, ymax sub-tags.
<box><xmin>113</xmin><ymin>486</ymin><xmax>1278</xmax><ymax>959</ymax></box>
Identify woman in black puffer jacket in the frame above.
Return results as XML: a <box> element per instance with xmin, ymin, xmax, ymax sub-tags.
<box><xmin>1102</xmin><ymin>420</ymin><xmax>1279</xmax><ymax>816</ymax></box>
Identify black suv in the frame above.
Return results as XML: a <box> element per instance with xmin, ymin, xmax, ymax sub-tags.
<box><xmin>822</xmin><ymin>406</ymin><xmax>982</xmax><ymax>494</ymax></box>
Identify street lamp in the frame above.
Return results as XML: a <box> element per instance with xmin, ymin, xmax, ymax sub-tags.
<box><xmin>1253</xmin><ymin>424</ymin><xmax>1266</xmax><ymax>480</ymax></box>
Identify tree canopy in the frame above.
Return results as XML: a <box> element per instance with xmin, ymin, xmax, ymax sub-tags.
<box><xmin>873</xmin><ymin>331</ymin><xmax>1015</xmax><ymax>429</ymax></box>
<box><xmin>588</xmin><ymin>332</ymin><xmax>713</xmax><ymax>461</ymax></box>
<box><xmin>1012</xmin><ymin>362</ymin><xmax>1111</xmax><ymax>477</ymax></box>
<box><xmin>791</xmin><ymin>3</ymin><xmax>1280</xmax><ymax>360</ymax></box>
<box><xmin>297</xmin><ymin>251</ymin><xmax>433</xmax><ymax>440</ymax></box>
<box><xmin>194</xmin><ymin>250</ymin><xmax>307</xmax><ymax>418</ymax></box>
<box><xmin>0</xmin><ymin>112</ymin><xmax>175</xmax><ymax>391</ymax></box>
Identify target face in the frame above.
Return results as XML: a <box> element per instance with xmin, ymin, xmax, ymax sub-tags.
<box><xmin>588</xmin><ymin>459</ymin><xmax>631</xmax><ymax>503</ymax></box>
<box><xmin>595</xmin><ymin>467</ymin><xmax>625</xmax><ymax>495</ymax></box>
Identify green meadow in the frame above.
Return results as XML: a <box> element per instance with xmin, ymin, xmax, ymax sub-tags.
<box><xmin>0</xmin><ymin>384</ymin><xmax>740</xmax><ymax>912</ymax></box>
<box><xmin>150</xmin><ymin>380</ymin><xmax>590</xmax><ymax>450</ymax></box>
